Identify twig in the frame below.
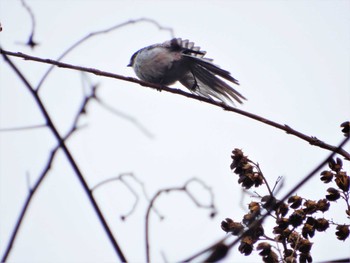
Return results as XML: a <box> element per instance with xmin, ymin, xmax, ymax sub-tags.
<box><xmin>1</xmin><ymin>49</ymin><xmax>349</xmax><ymax>161</ymax></box>
<box><xmin>91</xmin><ymin>173</ymin><xmax>163</xmax><ymax>221</ymax></box>
<box><xmin>145</xmin><ymin>178</ymin><xmax>216</xmax><ymax>262</ymax></box>
<box><xmin>96</xmin><ymin>97</ymin><xmax>154</xmax><ymax>139</ymax></box>
<box><xmin>1</xmin><ymin>15</ymin><xmax>173</xmax><ymax>263</ymax></box>
<box><xmin>0</xmin><ymin>123</ymin><xmax>47</xmax><ymax>132</ymax></box>
<box><xmin>81</xmin><ymin>72</ymin><xmax>154</xmax><ymax>138</ymax></box>
<box><xmin>19</xmin><ymin>0</ymin><xmax>38</xmax><ymax>49</ymax></box>
<box><xmin>0</xmin><ymin>52</ymin><xmax>127</xmax><ymax>262</ymax></box>
<box><xmin>1</xmin><ymin>146</ymin><xmax>59</xmax><ymax>261</ymax></box>
<box><xmin>35</xmin><ymin>18</ymin><xmax>174</xmax><ymax>92</ymax></box>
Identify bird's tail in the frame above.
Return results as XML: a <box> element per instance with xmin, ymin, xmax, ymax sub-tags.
<box><xmin>180</xmin><ymin>56</ymin><xmax>246</xmax><ymax>105</ymax></box>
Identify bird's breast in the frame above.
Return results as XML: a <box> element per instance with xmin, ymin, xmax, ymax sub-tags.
<box><xmin>134</xmin><ymin>47</ymin><xmax>188</xmax><ymax>85</ymax></box>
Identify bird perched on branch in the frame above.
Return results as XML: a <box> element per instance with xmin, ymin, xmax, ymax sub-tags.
<box><xmin>128</xmin><ymin>38</ymin><xmax>246</xmax><ymax>105</ymax></box>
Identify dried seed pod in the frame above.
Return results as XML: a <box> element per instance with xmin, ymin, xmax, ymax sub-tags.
<box><xmin>276</xmin><ymin>202</ymin><xmax>289</xmax><ymax>216</ymax></box>
<box><xmin>335</xmin><ymin>172</ymin><xmax>349</xmax><ymax>192</ymax></box>
<box><xmin>288</xmin><ymin>195</ymin><xmax>303</xmax><ymax>209</ymax></box>
<box><xmin>289</xmin><ymin>209</ymin><xmax>306</xmax><ymax>227</ymax></box>
<box><xmin>320</xmin><ymin>170</ymin><xmax>334</xmax><ymax>183</ymax></box>
<box><xmin>257</xmin><ymin>242</ymin><xmax>271</xmax><ymax>256</ymax></box>
<box><xmin>303</xmin><ymin>200</ymin><xmax>318</xmax><ymax>214</ymax></box>
<box><xmin>335</xmin><ymin>225</ymin><xmax>349</xmax><ymax>241</ymax></box>
<box><xmin>302</xmin><ymin>223</ymin><xmax>315</xmax><ymax>238</ymax></box>
<box><xmin>315</xmin><ymin>218</ymin><xmax>329</xmax><ymax>232</ymax></box>
<box><xmin>238</xmin><ymin>236</ymin><xmax>254</xmax><ymax>256</ymax></box>
<box><xmin>298</xmin><ymin>239</ymin><xmax>313</xmax><ymax>253</ymax></box>
<box><xmin>325</xmin><ymin>187</ymin><xmax>341</xmax><ymax>201</ymax></box>
<box><xmin>316</xmin><ymin>199</ymin><xmax>330</xmax><ymax>212</ymax></box>
<box><xmin>299</xmin><ymin>252</ymin><xmax>313</xmax><ymax>263</ymax></box>
<box><xmin>276</xmin><ymin>217</ymin><xmax>290</xmax><ymax>231</ymax></box>
<box><xmin>221</xmin><ymin>218</ymin><xmax>244</xmax><ymax>235</ymax></box>
<box><xmin>248</xmin><ymin>201</ymin><xmax>261</xmax><ymax>214</ymax></box>
<box><xmin>340</xmin><ymin>121</ymin><xmax>350</xmax><ymax>137</ymax></box>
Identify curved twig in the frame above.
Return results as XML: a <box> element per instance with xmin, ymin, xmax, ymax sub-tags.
<box><xmin>145</xmin><ymin>178</ymin><xmax>216</xmax><ymax>262</ymax></box>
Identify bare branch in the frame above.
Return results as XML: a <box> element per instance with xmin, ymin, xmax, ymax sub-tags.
<box><xmin>0</xmin><ymin>123</ymin><xmax>47</xmax><ymax>132</ymax></box>
<box><xmin>35</xmin><ymin>18</ymin><xmax>174</xmax><ymax>92</ymax></box>
<box><xmin>91</xmin><ymin>173</ymin><xmax>163</xmax><ymax>221</ymax></box>
<box><xmin>96</xmin><ymin>97</ymin><xmax>154</xmax><ymax>139</ymax></box>
<box><xmin>0</xmin><ymin>51</ymin><xmax>127</xmax><ymax>262</ymax></box>
<box><xmin>1</xmin><ymin>146</ymin><xmax>59</xmax><ymax>262</ymax></box>
<box><xmin>19</xmin><ymin>0</ymin><xmax>38</xmax><ymax>49</ymax></box>
<box><xmin>145</xmin><ymin>178</ymin><xmax>217</xmax><ymax>262</ymax></box>
<box><xmin>80</xmin><ymin>72</ymin><xmax>154</xmax><ymax>138</ymax></box>
<box><xmin>2</xmin><ymin>49</ymin><xmax>349</xmax><ymax>160</ymax></box>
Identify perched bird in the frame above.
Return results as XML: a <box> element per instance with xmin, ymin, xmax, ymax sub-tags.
<box><xmin>128</xmin><ymin>38</ymin><xmax>246</xmax><ymax>105</ymax></box>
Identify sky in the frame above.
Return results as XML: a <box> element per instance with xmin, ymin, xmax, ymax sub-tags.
<box><xmin>1</xmin><ymin>0</ymin><xmax>350</xmax><ymax>262</ymax></box>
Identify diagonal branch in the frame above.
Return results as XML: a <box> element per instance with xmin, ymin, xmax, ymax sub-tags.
<box><xmin>1</xmin><ymin>51</ymin><xmax>127</xmax><ymax>262</ymax></box>
<box><xmin>2</xmin><ymin>49</ymin><xmax>349</xmax><ymax>160</ymax></box>
<box><xmin>1</xmin><ymin>146</ymin><xmax>59</xmax><ymax>262</ymax></box>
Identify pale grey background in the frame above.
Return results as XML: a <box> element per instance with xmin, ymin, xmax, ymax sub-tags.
<box><xmin>1</xmin><ymin>0</ymin><xmax>349</xmax><ymax>262</ymax></box>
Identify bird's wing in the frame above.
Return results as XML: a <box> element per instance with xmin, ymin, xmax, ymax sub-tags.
<box><xmin>183</xmin><ymin>54</ymin><xmax>239</xmax><ymax>85</ymax></box>
<box><xmin>180</xmin><ymin>64</ymin><xmax>246</xmax><ymax>105</ymax></box>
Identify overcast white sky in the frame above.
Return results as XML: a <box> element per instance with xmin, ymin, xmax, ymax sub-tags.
<box><xmin>1</xmin><ymin>0</ymin><xmax>350</xmax><ymax>262</ymax></box>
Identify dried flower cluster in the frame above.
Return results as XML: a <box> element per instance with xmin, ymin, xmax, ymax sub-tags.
<box><xmin>230</xmin><ymin>148</ymin><xmax>264</xmax><ymax>189</ymax></box>
<box><xmin>221</xmin><ymin>149</ymin><xmax>350</xmax><ymax>263</ymax></box>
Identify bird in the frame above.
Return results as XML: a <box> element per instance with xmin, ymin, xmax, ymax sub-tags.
<box><xmin>128</xmin><ymin>38</ymin><xmax>246</xmax><ymax>105</ymax></box>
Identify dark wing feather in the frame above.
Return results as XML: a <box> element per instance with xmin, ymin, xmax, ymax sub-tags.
<box><xmin>165</xmin><ymin>38</ymin><xmax>246</xmax><ymax>104</ymax></box>
<box><xmin>183</xmin><ymin>54</ymin><xmax>240</xmax><ymax>85</ymax></box>
<box><xmin>191</xmin><ymin>64</ymin><xmax>245</xmax><ymax>104</ymax></box>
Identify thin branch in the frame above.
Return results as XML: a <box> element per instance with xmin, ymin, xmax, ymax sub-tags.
<box><xmin>35</xmin><ymin>18</ymin><xmax>174</xmax><ymax>92</ymax></box>
<box><xmin>249</xmin><ymin>160</ymin><xmax>273</xmax><ymax>197</ymax></box>
<box><xmin>19</xmin><ymin>0</ymin><xmax>38</xmax><ymax>49</ymax></box>
<box><xmin>0</xmin><ymin>123</ymin><xmax>47</xmax><ymax>132</ymax></box>
<box><xmin>1</xmin><ymin>16</ymin><xmax>172</xmax><ymax>263</ymax></box>
<box><xmin>145</xmin><ymin>178</ymin><xmax>217</xmax><ymax>262</ymax></box>
<box><xmin>0</xmin><ymin>52</ymin><xmax>127</xmax><ymax>262</ymax></box>
<box><xmin>81</xmin><ymin>72</ymin><xmax>154</xmax><ymax>138</ymax></box>
<box><xmin>181</xmin><ymin>136</ymin><xmax>350</xmax><ymax>262</ymax></box>
<box><xmin>1</xmin><ymin>146</ymin><xmax>59</xmax><ymax>262</ymax></box>
<box><xmin>96</xmin><ymin>97</ymin><xmax>154</xmax><ymax>139</ymax></box>
<box><xmin>91</xmin><ymin>173</ymin><xmax>163</xmax><ymax>221</ymax></box>
<box><xmin>91</xmin><ymin>173</ymin><xmax>141</xmax><ymax>221</ymax></box>
<box><xmin>271</xmin><ymin>176</ymin><xmax>284</xmax><ymax>195</ymax></box>
<box><xmin>2</xmin><ymin>49</ymin><xmax>349</xmax><ymax>160</ymax></box>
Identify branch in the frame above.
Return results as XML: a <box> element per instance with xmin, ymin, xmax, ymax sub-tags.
<box><xmin>145</xmin><ymin>178</ymin><xmax>217</xmax><ymax>262</ymax></box>
<box><xmin>1</xmin><ymin>146</ymin><xmax>59</xmax><ymax>262</ymax></box>
<box><xmin>91</xmin><ymin>173</ymin><xmax>162</xmax><ymax>221</ymax></box>
<box><xmin>1</xmin><ymin>51</ymin><xmax>127</xmax><ymax>262</ymax></box>
<box><xmin>18</xmin><ymin>0</ymin><xmax>39</xmax><ymax>49</ymax></box>
<box><xmin>2</xmin><ymin>49</ymin><xmax>349</xmax><ymax>160</ymax></box>
<box><xmin>35</xmin><ymin>18</ymin><xmax>174</xmax><ymax>92</ymax></box>
<box><xmin>79</xmin><ymin>72</ymin><xmax>154</xmax><ymax>138</ymax></box>
<box><xmin>0</xmin><ymin>123</ymin><xmax>47</xmax><ymax>132</ymax></box>
<box><xmin>96</xmin><ymin>97</ymin><xmax>154</xmax><ymax>139</ymax></box>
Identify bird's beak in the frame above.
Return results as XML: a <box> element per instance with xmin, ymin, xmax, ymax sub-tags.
<box><xmin>127</xmin><ymin>63</ymin><xmax>132</xmax><ymax>67</ymax></box>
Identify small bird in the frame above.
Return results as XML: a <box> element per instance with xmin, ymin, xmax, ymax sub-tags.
<box><xmin>128</xmin><ymin>38</ymin><xmax>246</xmax><ymax>105</ymax></box>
